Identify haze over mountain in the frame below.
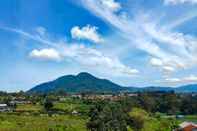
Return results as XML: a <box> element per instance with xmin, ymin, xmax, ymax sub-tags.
<box><xmin>28</xmin><ymin>72</ymin><xmax>197</xmax><ymax>94</ymax></box>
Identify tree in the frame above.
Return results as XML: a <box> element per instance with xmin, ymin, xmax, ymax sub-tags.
<box><xmin>163</xmin><ymin>94</ymin><xmax>181</xmax><ymax>115</ymax></box>
<box><xmin>128</xmin><ymin>108</ymin><xmax>148</xmax><ymax>131</ymax></box>
<box><xmin>138</xmin><ymin>93</ymin><xmax>156</xmax><ymax>112</ymax></box>
<box><xmin>180</xmin><ymin>95</ymin><xmax>197</xmax><ymax>114</ymax></box>
<box><xmin>87</xmin><ymin>101</ymin><xmax>128</xmax><ymax>131</ymax></box>
<box><xmin>44</xmin><ymin>99</ymin><xmax>53</xmax><ymax>111</ymax></box>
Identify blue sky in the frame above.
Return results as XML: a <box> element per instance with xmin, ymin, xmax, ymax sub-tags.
<box><xmin>0</xmin><ymin>0</ymin><xmax>197</xmax><ymax>92</ymax></box>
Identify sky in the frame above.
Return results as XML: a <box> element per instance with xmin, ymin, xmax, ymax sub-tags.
<box><xmin>0</xmin><ymin>0</ymin><xmax>197</xmax><ymax>92</ymax></box>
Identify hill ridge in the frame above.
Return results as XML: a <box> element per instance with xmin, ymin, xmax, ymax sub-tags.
<box><xmin>28</xmin><ymin>72</ymin><xmax>197</xmax><ymax>93</ymax></box>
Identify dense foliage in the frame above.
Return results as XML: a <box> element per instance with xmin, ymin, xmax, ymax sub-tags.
<box><xmin>86</xmin><ymin>92</ymin><xmax>197</xmax><ymax>131</ymax></box>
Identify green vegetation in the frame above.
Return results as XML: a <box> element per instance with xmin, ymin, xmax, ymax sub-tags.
<box><xmin>128</xmin><ymin>108</ymin><xmax>178</xmax><ymax>131</ymax></box>
<box><xmin>0</xmin><ymin>91</ymin><xmax>196</xmax><ymax>131</ymax></box>
<box><xmin>53</xmin><ymin>102</ymin><xmax>91</xmax><ymax>114</ymax></box>
<box><xmin>178</xmin><ymin>115</ymin><xmax>197</xmax><ymax>123</ymax></box>
<box><xmin>86</xmin><ymin>102</ymin><xmax>180</xmax><ymax>131</ymax></box>
<box><xmin>16</xmin><ymin>104</ymin><xmax>42</xmax><ymax>112</ymax></box>
<box><xmin>0</xmin><ymin>113</ymin><xmax>87</xmax><ymax>131</ymax></box>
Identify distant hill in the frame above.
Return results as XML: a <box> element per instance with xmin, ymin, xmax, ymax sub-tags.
<box><xmin>28</xmin><ymin>72</ymin><xmax>127</xmax><ymax>94</ymax></box>
<box><xmin>28</xmin><ymin>72</ymin><xmax>197</xmax><ymax>94</ymax></box>
<box><xmin>141</xmin><ymin>86</ymin><xmax>174</xmax><ymax>92</ymax></box>
<box><xmin>175</xmin><ymin>84</ymin><xmax>197</xmax><ymax>93</ymax></box>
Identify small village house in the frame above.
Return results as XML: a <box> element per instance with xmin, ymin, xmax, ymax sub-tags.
<box><xmin>72</xmin><ymin>110</ymin><xmax>78</xmax><ymax>115</ymax></box>
<box><xmin>10</xmin><ymin>96</ymin><xmax>31</xmax><ymax>104</ymax></box>
<box><xmin>176</xmin><ymin>122</ymin><xmax>197</xmax><ymax>131</ymax></box>
<box><xmin>0</xmin><ymin>104</ymin><xmax>11</xmax><ymax>112</ymax></box>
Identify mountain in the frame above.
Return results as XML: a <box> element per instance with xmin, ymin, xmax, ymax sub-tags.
<box><xmin>28</xmin><ymin>72</ymin><xmax>126</xmax><ymax>94</ymax></box>
<box><xmin>141</xmin><ymin>86</ymin><xmax>174</xmax><ymax>92</ymax></box>
<box><xmin>175</xmin><ymin>84</ymin><xmax>197</xmax><ymax>93</ymax></box>
<box><xmin>28</xmin><ymin>72</ymin><xmax>197</xmax><ymax>94</ymax></box>
<box><xmin>139</xmin><ymin>85</ymin><xmax>197</xmax><ymax>93</ymax></box>
<box><xmin>138</xmin><ymin>86</ymin><xmax>197</xmax><ymax>93</ymax></box>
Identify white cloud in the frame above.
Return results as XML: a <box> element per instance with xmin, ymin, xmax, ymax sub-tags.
<box><xmin>165</xmin><ymin>78</ymin><xmax>181</xmax><ymax>83</ymax></box>
<box><xmin>80</xmin><ymin>0</ymin><xmax>197</xmax><ymax>76</ymax></box>
<box><xmin>150</xmin><ymin>58</ymin><xmax>177</xmax><ymax>73</ymax></box>
<box><xmin>29</xmin><ymin>48</ymin><xmax>62</xmax><ymax>61</ymax></box>
<box><xmin>35</xmin><ymin>26</ymin><xmax>46</xmax><ymax>36</ymax></box>
<box><xmin>2</xmin><ymin>26</ymin><xmax>138</xmax><ymax>77</ymax></box>
<box><xmin>142</xmin><ymin>16</ymin><xmax>197</xmax><ymax>69</ymax></box>
<box><xmin>61</xmin><ymin>44</ymin><xmax>139</xmax><ymax>76</ymax></box>
<box><xmin>0</xmin><ymin>26</ymin><xmax>57</xmax><ymax>47</ymax></box>
<box><xmin>162</xmin><ymin>66</ymin><xmax>175</xmax><ymax>73</ymax></box>
<box><xmin>100</xmin><ymin>0</ymin><xmax>121</xmax><ymax>12</ymax></box>
<box><xmin>80</xmin><ymin>1</ymin><xmax>178</xmax><ymax>62</ymax></box>
<box><xmin>161</xmin><ymin>75</ymin><xmax>197</xmax><ymax>85</ymax></box>
<box><xmin>184</xmin><ymin>75</ymin><xmax>197</xmax><ymax>82</ymax></box>
<box><xmin>164</xmin><ymin>0</ymin><xmax>197</xmax><ymax>5</ymax></box>
<box><xmin>150</xmin><ymin>58</ymin><xmax>163</xmax><ymax>67</ymax></box>
<box><xmin>71</xmin><ymin>25</ymin><xmax>103</xmax><ymax>43</ymax></box>
<box><xmin>2</xmin><ymin>1</ymin><xmax>196</xmax><ymax>82</ymax></box>
<box><xmin>167</xmin><ymin>11</ymin><xmax>197</xmax><ymax>29</ymax></box>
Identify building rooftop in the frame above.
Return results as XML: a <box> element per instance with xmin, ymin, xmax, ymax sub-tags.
<box><xmin>179</xmin><ymin>122</ymin><xmax>197</xmax><ymax>128</ymax></box>
<box><xmin>0</xmin><ymin>104</ymin><xmax>7</xmax><ymax>107</ymax></box>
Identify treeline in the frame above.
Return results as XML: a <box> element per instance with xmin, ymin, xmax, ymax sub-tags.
<box><xmin>136</xmin><ymin>92</ymin><xmax>197</xmax><ymax>115</ymax></box>
<box><xmin>86</xmin><ymin>92</ymin><xmax>197</xmax><ymax>131</ymax></box>
<box><xmin>85</xmin><ymin>92</ymin><xmax>197</xmax><ymax>115</ymax></box>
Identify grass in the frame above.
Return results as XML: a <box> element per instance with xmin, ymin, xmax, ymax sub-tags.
<box><xmin>178</xmin><ymin>115</ymin><xmax>197</xmax><ymax>123</ymax></box>
<box><xmin>0</xmin><ymin>100</ymin><xmax>89</xmax><ymax>131</ymax></box>
<box><xmin>129</xmin><ymin>108</ymin><xmax>179</xmax><ymax>131</ymax></box>
<box><xmin>0</xmin><ymin>113</ymin><xmax>87</xmax><ymax>131</ymax></box>
<box><xmin>16</xmin><ymin>104</ymin><xmax>43</xmax><ymax>112</ymax></box>
<box><xmin>53</xmin><ymin>101</ymin><xmax>92</xmax><ymax>115</ymax></box>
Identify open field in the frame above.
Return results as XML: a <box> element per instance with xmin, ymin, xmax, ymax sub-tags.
<box><xmin>0</xmin><ymin>98</ymin><xmax>90</xmax><ymax>131</ymax></box>
<box><xmin>16</xmin><ymin>104</ymin><xmax>43</xmax><ymax>112</ymax></box>
<box><xmin>0</xmin><ymin>113</ymin><xmax>87</xmax><ymax>131</ymax></box>
<box><xmin>53</xmin><ymin>102</ymin><xmax>92</xmax><ymax>114</ymax></box>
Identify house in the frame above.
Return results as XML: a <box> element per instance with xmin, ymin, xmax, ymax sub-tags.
<box><xmin>10</xmin><ymin>96</ymin><xmax>32</xmax><ymax>105</ymax></box>
<box><xmin>59</xmin><ymin>97</ymin><xmax>67</xmax><ymax>102</ymax></box>
<box><xmin>10</xmin><ymin>100</ymin><xmax>31</xmax><ymax>104</ymax></box>
<box><xmin>127</xmin><ymin>93</ymin><xmax>138</xmax><ymax>97</ymax></box>
<box><xmin>72</xmin><ymin>110</ymin><xmax>78</xmax><ymax>115</ymax></box>
<box><xmin>71</xmin><ymin>94</ymin><xmax>82</xmax><ymax>99</ymax></box>
<box><xmin>100</xmin><ymin>94</ymin><xmax>113</xmax><ymax>100</ymax></box>
<box><xmin>0</xmin><ymin>104</ymin><xmax>11</xmax><ymax>112</ymax></box>
<box><xmin>10</xmin><ymin>96</ymin><xmax>31</xmax><ymax>105</ymax></box>
<box><xmin>177</xmin><ymin>122</ymin><xmax>197</xmax><ymax>131</ymax></box>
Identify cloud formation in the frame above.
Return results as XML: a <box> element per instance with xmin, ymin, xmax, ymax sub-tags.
<box><xmin>1</xmin><ymin>0</ymin><xmax>197</xmax><ymax>88</ymax></box>
<box><xmin>71</xmin><ymin>25</ymin><xmax>103</xmax><ymax>43</ymax></box>
<box><xmin>80</xmin><ymin>0</ymin><xmax>197</xmax><ymax>75</ymax></box>
<box><xmin>29</xmin><ymin>48</ymin><xmax>62</xmax><ymax>61</ymax></box>
<box><xmin>163</xmin><ymin>75</ymin><xmax>197</xmax><ymax>84</ymax></box>
<box><xmin>150</xmin><ymin>58</ymin><xmax>180</xmax><ymax>74</ymax></box>
<box><xmin>35</xmin><ymin>26</ymin><xmax>46</xmax><ymax>36</ymax></box>
<box><xmin>2</xmin><ymin>26</ymin><xmax>138</xmax><ymax>76</ymax></box>
<box><xmin>61</xmin><ymin>44</ymin><xmax>139</xmax><ymax>76</ymax></box>
<box><xmin>99</xmin><ymin>0</ymin><xmax>121</xmax><ymax>12</ymax></box>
